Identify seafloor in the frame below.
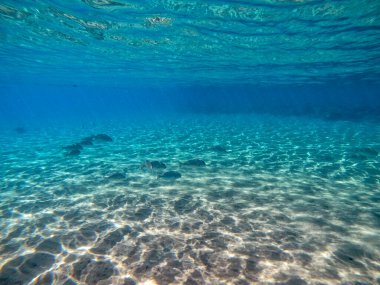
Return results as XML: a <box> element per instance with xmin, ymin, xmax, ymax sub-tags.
<box><xmin>0</xmin><ymin>114</ymin><xmax>379</xmax><ymax>285</ymax></box>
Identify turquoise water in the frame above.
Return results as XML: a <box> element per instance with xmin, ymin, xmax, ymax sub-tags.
<box><xmin>1</xmin><ymin>115</ymin><xmax>380</xmax><ymax>284</ymax></box>
<box><xmin>1</xmin><ymin>1</ymin><xmax>380</xmax><ymax>285</ymax></box>
<box><xmin>1</xmin><ymin>0</ymin><xmax>380</xmax><ymax>85</ymax></box>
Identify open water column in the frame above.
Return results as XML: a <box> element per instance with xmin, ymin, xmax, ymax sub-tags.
<box><xmin>0</xmin><ymin>1</ymin><xmax>380</xmax><ymax>285</ymax></box>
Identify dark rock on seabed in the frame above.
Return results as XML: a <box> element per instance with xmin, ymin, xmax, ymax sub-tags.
<box><xmin>62</xmin><ymin>133</ymin><xmax>113</xmax><ymax>156</ymax></box>
<box><xmin>159</xmin><ymin>171</ymin><xmax>182</xmax><ymax>179</ymax></box>
<box><xmin>63</xmin><ymin>143</ymin><xmax>83</xmax><ymax>151</ymax></box>
<box><xmin>182</xmin><ymin>159</ymin><xmax>206</xmax><ymax>167</ymax></box>
<box><xmin>142</xmin><ymin>160</ymin><xmax>167</xmax><ymax>170</ymax></box>
<box><xmin>63</xmin><ymin>143</ymin><xmax>82</xmax><ymax>156</ymax></box>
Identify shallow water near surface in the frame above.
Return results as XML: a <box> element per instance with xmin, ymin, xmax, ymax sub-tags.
<box><xmin>1</xmin><ymin>114</ymin><xmax>379</xmax><ymax>285</ymax></box>
<box><xmin>1</xmin><ymin>0</ymin><xmax>380</xmax><ymax>86</ymax></box>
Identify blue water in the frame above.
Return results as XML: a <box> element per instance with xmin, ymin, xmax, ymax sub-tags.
<box><xmin>1</xmin><ymin>1</ymin><xmax>380</xmax><ymax>285</ymax></box>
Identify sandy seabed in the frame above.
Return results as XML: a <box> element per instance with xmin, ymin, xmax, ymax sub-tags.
<box><xmin>1</xmin><ymin>114</ymin><xmax>380</xmax><ymax>285</ymax></box>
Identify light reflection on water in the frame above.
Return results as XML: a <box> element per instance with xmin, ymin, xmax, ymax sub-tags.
<box><xmin>0</xmin><ymin>0</ymin><xmax>380</xmax><ymax>85</ymax></box>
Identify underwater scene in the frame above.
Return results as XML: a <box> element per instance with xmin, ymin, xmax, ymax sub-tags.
<box><xmin>1</xmin><ymin>1</ymin><xmax>380</xmax><ymax>285</ymax></box>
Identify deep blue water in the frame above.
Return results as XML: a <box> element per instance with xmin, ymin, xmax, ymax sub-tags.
<box><xmin>1</xmin><ymin>83</ymin><xmax>380</xmax><ymax>127</ymax></box>
<box><xmin>1</xmin><ymin>1</ymin><xmax>380</xmax><ymax>285</ymax></box>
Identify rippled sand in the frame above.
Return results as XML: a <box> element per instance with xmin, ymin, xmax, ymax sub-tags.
<box><xmin>1</xmin><ymin>115</ymin><xmax>379</xmax><ymax>285</ymax></box>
